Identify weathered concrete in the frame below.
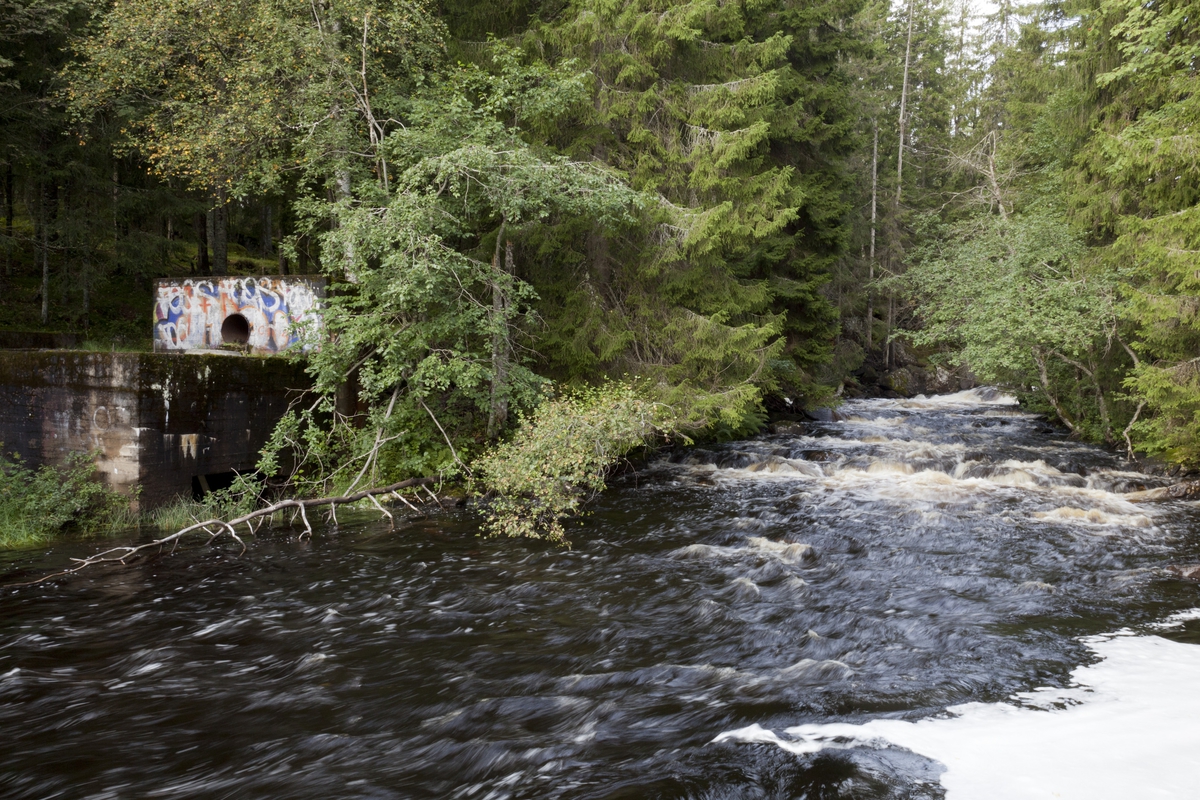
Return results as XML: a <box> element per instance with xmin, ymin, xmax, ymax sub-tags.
<box><xmin>153</xmin><ymin>276</ymin><xmax>324</xmax><ymax>355</ymax></box>
<box><xmin>0</xmin><ymin>351</ymin><xmax>310</xmax><ymax>507</ymax></box>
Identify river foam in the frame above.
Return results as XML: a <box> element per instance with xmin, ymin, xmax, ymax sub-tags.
<box><xmin>714</xmin><ymin>618</ymin><xmax>1200</xmax><ymax>799</ymax></box>
<box><xmin>662</xmin><ymin>386</ymin><xmax>1177</xmax><ymax>535</ymax></box>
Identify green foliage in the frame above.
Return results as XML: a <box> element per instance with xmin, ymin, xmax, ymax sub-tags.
<box><xmin>0</xmin><ymin>450</ymin><xmax>130</xmax><ymax>548</ymax></box>
<box><xmin>258</xmin><ymin>51</ymin><xmax>647</xmax><ymax>495</ymax></box>
<box><xmin>905</xmin><ymin>206</ymin><xmax>1098</xmax><ymax>381</ymax></box>
<box><xmin>198</xmin><ymin>473</ymin><xmax>263</xmax><ymax>519</ymax></box>
<box><xmin>506</xmin><ymin>0</ymin><xmax>862</xmax><ymax>414</ymax></box>
<box><xmin>67</xmin><ymin>0</ymin><xmax>446</xmax><ymax>197</ymax></box>
<box><xmin>903</xmin><ymin>201</ymin><xmax>1131</xmax><ymax>440</ymax></box>
<box><xmin>473</xmin><ymin>382</ymin><xmax>681</xmax><ymax>545</ymax></box>
<box><xmin>1054</xmin><ymin>0</ymin><xmax>1200</xmax><ymax>460</ymax></box>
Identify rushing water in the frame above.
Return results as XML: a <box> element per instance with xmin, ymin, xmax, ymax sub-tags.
<box><xmin>3</xmin><ymin>389</ymin><xmax>1200</xmax><ymax>799</ymax></box>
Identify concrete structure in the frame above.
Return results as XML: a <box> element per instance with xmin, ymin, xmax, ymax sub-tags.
<box><xmin>153</xmin><ymin>276</ymin><xmax>324</xmax><ymax>355</ymax></box>
<box><xmin>0</xmin><ymin>351</ymin><xmax>310</xmax><ymax>507</ymax></box>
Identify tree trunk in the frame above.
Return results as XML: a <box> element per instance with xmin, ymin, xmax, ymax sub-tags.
<box><xmin>866</xmin><ymin>122</ymin><xmax>878</xmax><ymax>350</ymax></box>
<box><xmin>195</xmin><ymin>213</ymin><xmax>210</xmax><ymax>275</ymax></box>
<box><xmin>1032</xmin><ymin>347</ymin><xmax>1077</xmax><ymax>433</ymax></box>
<box><xmin>40</xmin><ymin>189</ymin><xmax>49</xmax><ymax>326</ymax></box>
<box><xmin>4</xmin><ymin>162</ymin><xmax>12</xmax><ymax>276</ymax></box>
<box><xmin>896</xmin><ymin>0</ymin><xmax>915</xmax><ymax>209</ymax></box>
<box><xmin>261</xmin><ymin>203</ymin><xmax>273</xmax><ymax>256</ymax></box>
<box><xmin>211</xmin><ymin>186</ymin><xmax>228</xmax><ymax>275</ymax></box>
<box><xmin>886</xmin><ymin>292</ymin><xmax>895</xmax><ymax>370</ymax></box>
<box><xmin>335</xmin><ymin>367</ymin><xmax>359</xmax><ymax>423</ymax></box>
<box><xmin>487</xmin><ymin>223</ymin><xmax>512</xmax><ymax>439</ymax></box>
<box><xmin>883</xmin><ymin>0</ymin><xmax>916</xmax><ymax>363</ymax></box>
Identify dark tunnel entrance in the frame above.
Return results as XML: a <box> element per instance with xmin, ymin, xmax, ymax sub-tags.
<box><xmin>220</xmin><ymin>313</ymin><xmax>251</xmax><ymax>345</ymax></box>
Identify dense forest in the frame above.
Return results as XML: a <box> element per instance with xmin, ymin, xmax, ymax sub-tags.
<box><xmin>3</xmin><ymin>0</ymin><xmax>1200</xmax><ymax>532</ymax></box>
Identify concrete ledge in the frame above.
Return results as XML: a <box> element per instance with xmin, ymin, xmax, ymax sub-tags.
<box><xmin>0</xmin><ymin>351</ymin><xmax>310</xmax><ymax>507</ymax></box>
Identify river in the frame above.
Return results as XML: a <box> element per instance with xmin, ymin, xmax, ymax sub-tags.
<box><xmin>3</xmin><ymin>388</ymin><xmax>1199</xmax><ymax>799</ymax></box>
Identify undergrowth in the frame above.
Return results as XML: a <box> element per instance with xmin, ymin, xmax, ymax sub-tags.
<box><xmin>473</xmin><ymin>382</ymin><xmax>683</xmax><ymax>546</ymax></box>
<box><xmin>0</xmin><ymin>451</ymin><xmax>133</xmax><ymax>549</ymax></box>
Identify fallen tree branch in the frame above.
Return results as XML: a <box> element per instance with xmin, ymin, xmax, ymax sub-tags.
<box><xmin>1032</xmin><ymin>347</ymin><xmax>1078</xmax><ymax>433</ymax></box>
<box><xmin>11</xmin><ymin>477</ymin><xmax>439</xmax><ymax>587</ymax></box>
<box><xmin>1123</xmin><ymin>399</ymin><xmax>1146</xmax><ymax>462</ymax></box>
<box><xmin>420</xmin><ymin>398</ymin><xmax>471</xmax><ymax>477</ymax></box>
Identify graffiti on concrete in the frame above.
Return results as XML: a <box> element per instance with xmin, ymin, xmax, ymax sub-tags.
<box><xmin>153</xmin><ymin>277</ymin><xmax>323</xmax><ymax>354</ymax></box>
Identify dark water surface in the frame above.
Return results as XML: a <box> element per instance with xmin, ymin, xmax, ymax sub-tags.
<box><xmin>3</xmin><ymin>390</ymin><xmax>1200</xmax><ymax>799</ymax></box>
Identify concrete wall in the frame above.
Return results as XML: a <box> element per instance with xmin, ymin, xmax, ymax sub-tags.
<box><xmin>0</xmin><ymin>351</ymin><xmax>310</xmax><ymax>507</ymax></box>
<box><xmin>153</xmin><ymin>276</ymin><xmax>324</xmax><ymax>355</ymax></box>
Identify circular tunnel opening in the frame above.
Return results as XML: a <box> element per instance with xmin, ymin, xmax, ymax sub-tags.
<box><xmin>220</xmin><ymin>313</ymin><xmax>251</xmax><ymax>345</ymax></box>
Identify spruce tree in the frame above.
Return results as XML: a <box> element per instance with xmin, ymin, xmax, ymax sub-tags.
<box><xmin>467</xmin><ymin>0</ymin><xmax>868</xmax><ymax>426</ymax></box>
<box><xmin>1067</xmin><ymin>0</ymin><xmax>1200</xmax><ymax>462</ymax></box>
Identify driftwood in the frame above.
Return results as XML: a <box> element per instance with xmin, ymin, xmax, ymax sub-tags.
<box><xmin>13</xmin><ymin>477</ymin><xmax>438</xmax><ymax>587</ymax></box>
<box><xmin>1125</xmin><ymin>480</ymin><xmax>1200</xmax><ymax>503</ymax></box>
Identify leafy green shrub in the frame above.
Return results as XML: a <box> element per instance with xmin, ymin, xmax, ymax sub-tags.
<box><xmin>198</xmin><ymin>473</ymin><xmax>264</xmax><ymax>520</ymax></box>
<box><xmin>0</xmin><ymin>451</ymin><xmax>131</xmax><ymax>548</ymax></box>
<box><xmin>473</xmin><ymin>383</ymin><xmax>682</xmax><ymax>545</ymax></box>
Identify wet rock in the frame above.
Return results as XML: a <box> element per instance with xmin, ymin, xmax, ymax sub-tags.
<box><xmin>922</xmin><ymin>363</ymin><xmax>977</xmax><ymax>394</ymax></box>
<box><xmin>926</xmin><ymin>364</ymin><xmax>959</xmax><ymax>395</ymax></box>
<box><xmin>882</xmin><ymin>367</ymin><xmax>923</xmax><ymax>397</ymax></box>
<box><xmin>805</xmin><ymin>407</ymin><xmax>840</xmax><ymax>423</ymax></box>
<box><xmin>796</xmin><ymin>450</ymin><xmax>837</xmax><ymax>462</ymax></box>
<box><xmin>673</xmin><ymin>448</ymin><xmax>716</xmax><ymax>465</ymax></box>
<box><xmin>670</xmin><ymin>544</ymin><xmax>721</xmax><ymax>560</ymax></box>
<box><xmin>840</xmin><ymin>377</ymin><xmax>867</xmax><ymax>399</ymax></box>
<box><xmin>889</xmin><ymin>339</ymin><xmax>920</xmax><ymax>367</ymax></box>
<box><xmin>717</xmin><ymin>452</ymin><xmax>758</xmax><ymax>469</ymax></box>
<box><xmin>745</xmin><ymin>457</ymin><xmax>780</xmax><ymax>473</ymax></box>
<box><xmin>770</xmin><ymin>420</ymin><xmax>807</xmax><ymax>435</ymax></box>
<box><xmin>1126</xmin><ymin>480</ymin><xmax>1200</xmax><ymax>503</ymax></box>
<box><xmin>749</xmin><ymin>536</ymin><xmax>818</xmax><ymax>565</ymax></box>
<box><xmin>1166</xmin><ymin>565</ymin><xmax>1200</xmax><ymax>581</ymax></box>
<box><xmin>1016</xmin><ymin>581</ymin><xmax>1058</xmax><ymax>594</ymax></box>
